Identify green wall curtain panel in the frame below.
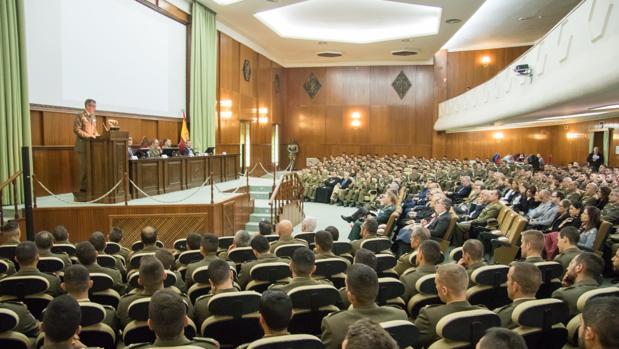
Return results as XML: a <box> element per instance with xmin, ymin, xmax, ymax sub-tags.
<box><xmin>189</xmin><ymin>1</ymin><xmax>217</xmax><ymax>151</ymax></box>
<box><xmin>0</xmin><ymin>0</ymin><xmax>31</xmax><ymax>204</ymax></box>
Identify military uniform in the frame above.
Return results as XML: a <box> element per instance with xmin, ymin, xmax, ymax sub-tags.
<box><xmin>554</xmin><ymin>247</ymin><xmax>581</xmax><ymax>271</ymax></box>
<box><xmin>0</xmin><ymin>300</ymin><xmax>39</xmax><ymax>338</ymax></box>
<box><xmin>394</xmin><ymin>251</ymin><xmax>415</xmax><ymax>276</ymax></box>
<box><xmin>77</xmin><ymin>298</ymin><xmax>118</xmax><ymax>331</ymax></box>
<box><xmin>38</xmin><ymin>249</ymin><xmax>72</xmax><ymax>268</ymax></box>
<box><xmin>552</xmin><ymin>278</ymin><xmax>599</xmax><ymax>317</ymax></box>
<box><xmin>73</xmin><ymin>110</ymin><xmax>99</xmax><ymax>191</ymax></box>
<box><xmin>524</xmin><ymin>256</ymin><xmax>545</xmax><ymax>264</ymax></box>
<box><xmin>86</xmin><ymin>263</ymin><xmax>124</xmax><ymax>293</ymax></box>
<box><xmin>581</xmin><ymin>195</ymin><xmax>597</xmax><ymax>208</ymax></box>
<box><xmin>453</xmin><ymin>201</ymin><xmax>502</xmax><ymax>245</ymax></box>
<box><xmin>315</xmin><ymin>251</ymin><xmax>351</xmax><ymax>266</ymax></box>
<box><xmin>350</xmin><ymin>234</ymin><xmax>390</xmax><ymax>256</ymax></box>
<box><xmin>99</xmin><ymin>251</ymin><xmax>127</xmax><ymax>278</ymax></box>
<box><xmin>270</xmin><ymin>276</ymin><xmax>332</xmax><ymax>293</ymax></box>
<box><xmin>194</xmin><ymin>288</ymin><xmax>238</xmax><ymax>327</ymax></box>
<box><xmin>601</xmin><ymin>202</ymin><xmax>619</xmax><ymax>225</ymax></box>
<box><xmin>14</xmin><ymin>266</ymin><xmax>62</xmax><ymax>296</ymax></box>
<box><xmin>238</xmin><ymin>253</ymin><xmax>289</xmax><ymax>289</ymax></box>
<box><xmin>270</xmin><ymin>236</ymin><xmax>309</xmax><ymax>253</ymax></box>
<box><xmin>126</xmin><ymin>335</ymin><xmax>218</xmax><ymax>349</ymax></box>
<box><xmin>117</xmin><ymin>289</ymin><xmax>193</xmax><ymax>328</ymax></box>
<box><xmin>127</xmin><ymin>244</ymin><xmax>161</xmax><ymax>269</ymax></box>
<box><xmin>321</xmin><ymin>303</ymin><xmax>408</xmax><ymax>349</ymax></box>
<box><xmin>493</xmin><ymin>297</ymin><xmax>536</xmax><ymax>329</ymax></box>
<box><xmin>0</xmin><ymin>239</ymin><xmax>19</xmax><ymax>276</ymax></box>
<box><xmin>115</xmin><ymin>244</ymin><xmax>131</xmax><ymax>263</ymax></box>
<box><xmin>465</xmin><ymin>260</ymin><xmax>487</xmax><ymax>286</ymax></box>
<box><xmin>415</xmin><ymin>300</ymin><xmax>484</xmax><ymax>348</ymax></box>
<box><xmin>185</xmin><ymin>253</ymin><xmax>221</xmax><ymax>289</ymax></box>
<box><xmin>400</xmin><ymin>264</ymin><xmax>436</xmax><ymax>301</ymax></box>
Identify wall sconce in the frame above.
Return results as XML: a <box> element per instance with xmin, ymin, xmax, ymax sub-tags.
<box><xmin>480</xmin><ymin>55</ymin><xmax>491</xmax><ymax>67</ymax></box>
<box><xmin>220</xmin><ymin>111</ymin><xmax>232</xmax><ymax>119</ymax></box>
<box><xmin>258</xmin><ymin>116</ymin><xmax>269</xmax><ymax>124</ymax></box>
<box><xmin>351</xmin><ymin>119</ymin><xmax>361</xmax><ymax>127</ymax></box>
<box><xmin>492</xmin><ymin>132</ymin><xmax>504</xmax><ymax>140</ymax></box>
<box><xmin>258</xmin><ymin>107</ymin><xmax>269</xmax><ymax>115</ymax></box>
<box><xmin>220</xmin><ymin>99</ymin><xmax>232</xmax><ymax>108</ymax></box>
<box><xmin>566</xmin><ymin>132</ymin><xmax>582</xmax><ymax>139</ymax></box>
<box><xmin>352</xmin><ymin>111</ymin><xmax>361</xmax><ymax>119</ymax></box>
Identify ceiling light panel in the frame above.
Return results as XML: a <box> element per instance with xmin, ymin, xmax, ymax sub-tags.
<box><xmin>212</xmin><ymin>0</ymin><xmax>244</xmax><ymax>5</ymax></box>
<box><xmin>254</xmin><ymin>0</ymin><xmax>442</xmax><ymax>44</ymax></box>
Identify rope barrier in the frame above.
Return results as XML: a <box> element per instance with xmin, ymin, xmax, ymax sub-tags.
<box><xmin>128</xmin><ymin>176</ymin><xmax>211</xmax><ymax>204</ymax></box>
<box><xmin>34</xmin><ymin>177</ymin><xmax>124</xmax><ymax>205</ymax></box>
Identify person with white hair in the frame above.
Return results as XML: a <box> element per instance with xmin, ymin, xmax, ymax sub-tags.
<box><xmin>301</xmin><ymin>216</ymin><xmax>318</xmax><ymax>233</ymax></box>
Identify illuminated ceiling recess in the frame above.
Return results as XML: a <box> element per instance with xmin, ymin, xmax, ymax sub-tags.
<box><xmin>254</xmin><ymin>0</ymin><xmax>442</xmax><ymax>44</ymax></box>
<box><xmin>212</xmin><ymin>0</ymin><xmax>243</xmax><ymax>5</ymax></box>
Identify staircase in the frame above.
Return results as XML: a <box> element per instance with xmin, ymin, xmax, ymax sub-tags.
<box><xmin>245</xmin><ymin>185</ymin><xmax>273</xmax><ymax>232</ymax></box>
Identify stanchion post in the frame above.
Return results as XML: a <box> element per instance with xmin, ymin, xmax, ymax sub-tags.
<box><xmin>12</xmin><ymin>179</ymin><xmax>18</xmax><ymax>219</ymax></box>
<box><xmin>272</xmin><ymin>162</ymin><xmax>277</xmax><ymax>191</ymax></box>
<box><xmin>210</xmin><ymin>172</ymin><xmax>214</xmax><ymax>204</ymax></box>
<box><xmin>124</xmin><ymin>172</ymin><xmax>129</xmax><ymax>206</ymax></box>
<box><xmin>246</xmin><ymin>165</ymin><xmax>249</xmax><ymax>190</ymax></box>
<box><xmin>32</xmin><ymin>174</ymin><xmax>37</xmax><ymax>209</ymax></box>
<box><xmin>21</xmin><ymin>146</ymin><xmax>35</xmax><ymax>241</ymax></box>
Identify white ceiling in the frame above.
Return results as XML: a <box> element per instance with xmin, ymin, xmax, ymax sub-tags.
<box><xmin>201</xmin><ymin>0</ymin><xmax>484</xmax><ymax>67</ymax></box>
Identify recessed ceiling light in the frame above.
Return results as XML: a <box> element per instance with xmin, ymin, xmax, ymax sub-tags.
<box><xmin>590</xmin><ymin>104</ymin><xmax>619</xmax><ymax>111</ymax></box>
<box><xmin>391</xmin><ymin>49</ymin><xmax>419</xmax><ymax>56</ymax></box>
<box><xmin>212</xmin><ymin>0</ymin><xmax>244</xmax><ymax>5</ymax></box>
<box><xmin>538</xmin><ymin>111</ymin><xmax>605</xmax><ymax>121</ymax></box>
<box><xmin>518</xmin><ymin>15</ymin><xmax>543</xmax><ymax>21</ymax></box>
<box><xmin>254</xmin><ymin>0</ymin><xmax>442</xmax><ymax>44</ymax></box>
<box><xmin>317</xmin><ymin>51</ymin><xmax>342</xmax><ymax>58</ymax></box>
<box><xmin>445</xmin><ymin>18</ymin><xmax>462</xmax><ymax>24</ymax></box>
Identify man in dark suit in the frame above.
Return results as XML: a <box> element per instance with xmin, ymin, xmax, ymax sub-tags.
<box><xmin>448</xmin><ymin>176</ymin><xmax>472</xmax><ymax>203</ymax></box>
<box><xmin>422</xmin><ymin>197</ymin><xmax>453</xmax><ymax>241</ymax></box>
<box><xmin>586</xmin><ymin>146</ymin><xmax>604</xmax><ymax>172</ymax></box>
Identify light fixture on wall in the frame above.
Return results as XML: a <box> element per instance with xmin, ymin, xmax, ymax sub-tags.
<box><xmin>221</xmin><ymin>111</ymin><xmax>233</xmax><ymax>119</ymax></box>
<box><xmin>351</xmin><ymin>111</ymin><xmax>361</xmax><ymax>127</ymax></box>
<box><xmin>220</xmin><ymin>99</ymin><xmax>232</xmax><ymax>108</ymax></box>
<box><xmin>352</xmin><ymin>111</ymin><xmax>361</xmax><ymax>119</ymax></box>
<box><xmin>480</xmin><ymin>55</ymin><xmax>491</xmax><ymax>67</ymax></box>
<box><xmin>220</xmin><ymin>99</ymin><xmax>233</xmax><ymax>119</ymax></box>
<box><xmin>492</xmin><ymin>132</ymin><xmax>504</xmax><ymax>140</ymax></box>
<box><xmin>351</xmin><ymin>119</ymin><xmax>361</xmax><ymax>127</ymax></box>
<box><xmin>566</xmin><ymin>132</ymin><xmax>582</xmax><ymax>139</ymax></box>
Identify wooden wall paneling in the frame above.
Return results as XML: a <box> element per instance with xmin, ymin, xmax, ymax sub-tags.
<box><xmin>218</xmin><ymin>33</ymin><xmax>240</xmax><ymax>92</ymax></box>
<box><xmin>31</xmin><ymin>111</ymin><xmax>43</xmax><ymax>146</ymax></box>
<box><xmin>432</xmin><ymin>50</ymin><xmax>448</xmax><ymax>158</ymax></box>
<box><xmin>222</xmin><ymin>201</ymin><xmax>235</xmax><ymax>236</ymax></box>
<box><xmin>111</xmin><ymin>212</ymin><xmax>206</xmax><ymax>248</ymax></box>
<box><xmin>414</xmin><ymin>66</ymin><xmax>435</xmax><ymax>156</ymax></box>
<box><xmin>114</xmin><ymin>117</ymin><xmax>144</xmax><ymax>142</ymax></box>
<box><xmin>42</xmin><ymin>111</ymin><xmax>78</xmax><ymax>145</ymax></box>
<box><xmin>158</xmin><ymin>120</ymin><xmax>180</xmax><ymax>144</ymax></box>
<box><xmin>239</xmin><ymin>44</ymin><xmax>258</xmax><ymax>99</ymax></box>
<box><xmin>32</xmin><ymin>146</ymin><xmax>77</xmax><ymax>196</ymax></box>
<box><xmin>140</xmin><ymin>120</ymin><xmax>158</xmax><ymax>141</ymax></box>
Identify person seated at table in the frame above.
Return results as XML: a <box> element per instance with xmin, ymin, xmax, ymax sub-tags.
<box><xmin>162</xmin><ymin>138</ymin><xmax>173</xmax><ymax>149</ymax></box>
<box><xmin>180</xmin><ymin>139</ymin><xmax>195</xmax><ymax>156</ymax></box>
<box><xmin>148</xmin><ymin>139</ymin><xmax>162</xmax><ymax>158</ymax></box>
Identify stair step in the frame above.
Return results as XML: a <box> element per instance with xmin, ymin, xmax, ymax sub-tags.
<box><xmin>245</xmin><ymin>222</ymin><xmax>259</xmax><ymax>232</ymax></box>
<box><xmin>249</xmin><ymin>213</ymin><xmax>271</xmax><ymax>223</ymax></box>
<box><xmin>253</xmin><ymin>206</ymin><xmax>270</xmax><ymax>214</ymax></box>
<box><xmin>249</xmin><ymin>186</ymin><xmax>272</xmax><ymax>193</ymax></box>
<box><xmin>250</xmin><ymin>192</ymin><xmax>270</xmax><ymax>200</ymax></box>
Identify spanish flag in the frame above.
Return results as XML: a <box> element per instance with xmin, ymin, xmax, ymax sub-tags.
<box><xmin>179</xmin><ymin>110</ymin><xmax>189</xmax><ymax>152</ymax></box>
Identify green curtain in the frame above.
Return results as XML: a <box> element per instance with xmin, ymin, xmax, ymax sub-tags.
<box><xmin>0</xmin><ymin>0</ymin><xmax>31</xmax><ymax>204</ymax></box>
<box><xmin>189</xmin><ymin>1</ymin><xmax>217</xmax><ymax>151</ymax></box>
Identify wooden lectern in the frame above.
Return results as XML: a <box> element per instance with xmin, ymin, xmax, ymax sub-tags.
<box><xmin>73</xmin><ymin>130</ymin><xmax>129</xmax><ymax>203</ymax></box>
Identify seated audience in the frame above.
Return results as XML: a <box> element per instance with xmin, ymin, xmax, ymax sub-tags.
<box><xmin>0</xmin><ymin>299</ymin><xmax>39</xmax><ymax>338</ymax></box>
<box><xmin>314</xmin><ymin>230</ymin><xmax>351</xmax><ymax>265</ymax></box>
<box><xmin>354</xmin><ymin>248</ymin><xmax>378</xmax><ymax>270</ymax></box>
<box><xmin>146</xmin><ymin>289</ymin><xmax>218</xmax><ymax>349</ymax></box>
<box><xmin>148</xmin><ymin>139</ymin><xmax>162</xmax><ymax>157</ymax></box>
<box><xmin>185</xmin><ymin>233</ymin><xmax>221</xmax><ymax>289</ymax></box>
<box><xmin>346</xmin><ymin>191</ymin><xmax>397</xmax><ymax>241</ymax></box>
<box><xmin>578</xmin><ymin>206</ymin><xmax>601</xmax><ymax>250</ymax></box>
<box><xmin>553</xmin><ymin>226</ymin><xmax>582</xmax><ymax>270</ymax></box>
<box><xmin>51</xmin><ymin>225</ymin><xmax>72</xmax><ymax>244</ymax></box>
<box><xmin>270</xmin><ymin>220</ymin><xmax>308</xmax><ymax>252</ymax></box>
<box><xmin>185</xmin><ymin>232</ymin><xmax>203</xmax><ymax>251</ymax></box>
<box><xmin>526</xmin><ymin>189</ymin><xmax>558</xmax><ymax>229</ymax></box>
<box><xmin>453</xmin><ymin>190</ymin><xmax>502</xmax><ymax>245</ymax></box>
<box><xmin>271</xmin><ymin>247</ymin><xmax>331</xmax><ymax>292</ymax></box>
<box><xmin>41</xmin><ymin>295</ymin><xmax>87</xmax><ymax>349</ymax></box>
<box><xmin>545</xmin><ymin>198</ymin><xmax>572</xmax><ymax>233</ymax></box>
<box><xmin>76</xmin><ymin>241</ymin><xmax>124</xmax><ymax>292</ymax></box>
<box><xmin>321</xmin><ymin>264</ymin><xmax>408</xmax><ymax>349</ymax></box>
<box><xmin>520</xmin><ymin>230</ymin><xmax>545</xmax><ymax>263</ymax></box>
<box><xmin>89</xmin><ymin>231</ymin><xmax>126</xmax><ymax>277</ymax></box>
<box><xmin>342</xmin><ymin>319</ymin><xmax>398</xmax><ymax>349</ymax></box>
<box><xmin>127</xmin><ymin>226</ymin><xmax>161</xmax><ymax>265</ymax></box>
<box><xmin>324</xmin><ymin>225</ymin><xmax>340</xmax><ymax>241</ymax></box>
<box><xmin>108</xmin><ymin>226</ymin><xmax>130</xmax><ymax>262</ymax></box>
<box><xmin>13</xmin><ymin>241</ymin><xmax>62</xmax><ymax>296</ymax></box>
<box><xmin>194</xmin><ymin>259</ymin><xmax>238</xmax><ymax>327</ymax></box>
<box><xmin>0</xmin><ymin>220</ymin><xmax>19</xmax><ymax>275</ymax></box>
<box><xmin>301</xmin><ymin>216</ymin><xmax>318</xmax><ymax>234</ymax></box>
<box><xmin>457</xmin><ymin>239</ymin><xmax>487</xmax><ymax>283</ymax></box>
<box><xmin>238</xmin><ymin>235</ymin><xmax>288</xmax><ymax>289</ymax></box>
<box><xmin>400</xmin><ymin>240</ymin><xmax>442</xmax><ymax>301</ymax></box>
<box><xmin>415</xmin><ymin>264</ymin><xmax>483</xmax><ymax>348</ymax></box>
<box><xmin>600</xmin><ymin>188</ymin><xmax>619</xmax><ymax>225</ymax></box>
<box><xmin>154</xmin><ymin>249</ymin><xmax>186</xmax><ymax>292</ymax></box>
<box><xmin>477</xmin><ymin>327</ymin><xmax>527</xmax><ymax>349</ymax></box>
<box><xmin>493</xmin><ymin>262</ymin><xmax>542</xmax><ymax>328</ymax></box>
<box><xmin>258</xmin><ymin>219</ymin><xmax>273</xmax><ymax>236</ymax></box>
<box><xmin>35</xmin><ymin>230</ymin><xmax>72</xmax><ymax>267</ymax></box>
<box><xmin>219</xmin><ymin>230</ymin><xmax>250</xmax><ymax>260</ymax></box>
<box><xmin>255</xmin><ymin>289</ymin><xmax>293</xmax><ymax>340</ymax></box>
<box><xmin>350</xmin><ymin>217</ymin><xmax>389</xmax><ymax>255</ymax></box>
<box><xmin>579</xmin><ymin>297</ymin><xmax>619</xmax><ymax>349</ymax></box>
<box><xmin>513</xmin><ymin>185</ymin><xmax>539</xmax><ymax>215</ymax></box>
<box><xmin>394</xmin><ymin>226</ymin><xmax>430</xmax><ymax>275</ymax></box>
<box><xmin>62</xmin><ymin>264</ymin><xmax>117</xmax><ymax>330</ymax></box>
<box><xmin>553</xmin><ymin>252</ymin><xmax>603</xmax><ymax>317</ymax></box>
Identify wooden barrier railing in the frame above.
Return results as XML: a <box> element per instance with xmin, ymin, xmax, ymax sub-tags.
<box><xmin>269</xmin><ymin>172</ymin><xmax>305</xmax><ymax>226</ymax></box>
<box><xmin>0</xmin><ymin>171</ymin><xmax>22</xmax><ymax>223</ymax></box>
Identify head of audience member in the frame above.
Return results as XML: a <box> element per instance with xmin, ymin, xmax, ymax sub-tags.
<box><xmin>526</xmin><ymin>186</ymin><xmax>537</xmax><ymax>200</ymax></box>
<box><xmin>381</xmin><ymin>191</ymin><xmax>397</xmax><ymax>206</ymax></box>
<box><xmin>476</xmin><ymin>328</ymin><xmax>527</xmax><ymax>349</ymax></box>
<box><xmin>324</xmin><ymin>226</ymin><xmax>340</xmax><ymax>241</ymax></box>
<box><xmin>557</xmin><ymin>226</ymin><xmax>580</xmax><ymax>253</ymax></box>
<box><xmin>148</xmin><ymin>289</ymin><xmax>189</xmax><ymax>341</ymax></box>
<box><xmin>435</xmin><ymin>264</ymin><xmax>469</xmax><ymax>304</ymax></box>
<box><xmin>569</xmin><ymin>201</ymin><xmax>584</xmax><ymax>218</ymax></box>
<box><xmin>151</xmin><ymin>139</ymin><xmax>160</xmax><ymax>149</ymax></box>
<box><xmin>301</xmin><ymin>216</ymin><xmax>317</xmax><ymax>233</ymax></box>
<box><xmin>550</xmin><ymin>191</ymin><xmax>565</xmax><ymax>206</ymax></box>
<box><xmin>15</xmin><ymin>241</ymin><xmax>39</xmax><ymax>268</ymax></box>
<box><xmin>232</xmin><ymin>230</ymin><xmax>251</xmax><ymax>249</ymax></box>
<box><xmin>128</xmin><ymin>136</ymin><xmax>133</xmax><ymax>147</ymax></box>
<box><xmin>360</xmin><ymin>216</ymin><xmax>379</xmax><ymax>239</ymax></box>
<box><xmin>416</xmin><ymin>240</ymin><xmax>442</xmax><ymax>267</ymax></box>
<box><xmin>75</xmin><ymin>241</ymin><xmax>98</xmax><ymax>266</ymax></box>
<box><xmin>579</xmin><ymin>297</ymin><xmax>619</xmax><ymax>349</ymax></box>
<box><xmin>435</xmin><ymin>197</ymin><xmax>452</xmax><ymax>215</ymax></box>
<box><xmin>581</xmin><ymin>206</ymin><xmax>601</xmax><ymax>231</ymax></box>
<box><xmin>200</xmin><ymin>233</ymin><xmax>219</xmax><ymax>257</ymax></box>
<box><xmin>51</xmin><ymin>225</ymin><xmax>69</xmax><ymax>243</ymax></box>
<box><xmin>141</xmin><ymin>226</ymin><xmax>158</xmax><ymax>246</ymax></box>
<box><xmin>42</xmin><ymin>295</ymin><xmax>82</xmax><ymax>347</ymax></box>
<box><xmin>88</xmin><ymin>231</ymin><xmax>106</xmax><ymax>253</ymax></box>
<box><xmin>345</xmin><ymin>264</ymin><xmax>379</xmax><ymax>307</ymax></box>
<box><xmin>186</xmin><ymin>232</ymin><xmax>202</xmax><ymax>250</ymax></box>
<box><xmin>34</xmin><ymin>230</ymin><xmax>55</xmax><ymax>252</ymax></box>
<box><xmin>538</xmin><ymin>189</ymin><xmax>552</xmax><ymax>203</ymax></box>
<box><xmin>62</xmin><ymin>264</ymin><xmax>92</xmax><ymax>299</ymax></box>
<box><xmin>486</xmin><ymin>190</ymin><xmax>500</xmax><ymax>203</ymax></box>
<box><xmin>556</xmin><ymin>199</ymin><xmax>571</xmax><ymax>216</ymax></box>
<box><xmin>585</xmin><ymin>183</ymin><xmax>598</xmax><ymax>197</ymax></box>
<box><xmin>0</xmin><ymin>220</ymin><xmax>20</xmax><ymax>243</ymax></box>
<box><xmin>342</xmin><ymin>319</ymin><xmax>398</xmax><ymax>349</ymax></box>
<box><xmin>520</xmin><ymin>230</ymin><xmax>544</xmax><ymax>259</ymax></box>
<box><xmin>506</xmin><ymin>262</ymin><xmax>541</xmax><ymax>301</ymax></box>
<box><xmin>108</xmin><ymin>226</ymin><xmax>123</xmax><ymax>243</ymax></box>
<box><xmin>276</xmin><ymin>220</ymin><xmax>293</xmax><ymax>240</ymax></box>
<box><xmin>155</xmin><ymin>249</ymin><xmax>175</xmax><ymax>270</ymax></box>
<box><xmin>258</xmin><ymin>220</ymin><xmax>273</xmax><ymax>236</ymax></box>
<box><xmin>259</xmin><ymin>290</ymin><xmax>293</xmax><ymax>336</ymax></box>
<box><xmin>461</xmin><ymin>239</ymin><xmax>484</xmax><ymax>267</ymax></box>
<box><xmin>315</xmin><ymin>230</ymin><xmax>334</xmax><ymax>254</ymax></box>
<box><xmin>290</xmin><ymin>247</ymin><xmax>315</xmax><ymax>278</ymax></box>
<box><xmin>612</xmin><ymin>248</ymin><xmax>619</xmax><ymax>274</ymax></box>
<box><xmin>207</xmin><ymin>259</ymin><xmax>233</xmax><ymax>291</ymax></box>
<box><xmin>354</xmin><ymin>248</ymin><xmax>377</xmax><ymax>271</ymax></box>
<box><xmin>564</xmin><ymin>252</ymin><xmax>603</xmax><ymax>286</ymax></box>
<box><xmin>609</xmin><ymin>189</ymin><xmax>619</xmax><ymax>204</ymax></box>
<box><xmin>410</xmin><ymin>227</ymin><xmax>431</xmax><ymax>251</ymax></box>
<box><xmin>138</xmin><ymin>255</ymin><xmax>166</xmax><ymax>292</ymax></box>
<box><xmin>251</xmin><ymin>235</ymin><xmax>271</xmax><ymax>258</ymax></box>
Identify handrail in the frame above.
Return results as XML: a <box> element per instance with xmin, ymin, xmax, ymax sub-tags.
<box><xmin>269</xmin><ymin>172</ymin><xmax>305</xmax><ymax>225</ymax></box>
<box><xmin>0</xmin><ymin>171</ymin><xmax>23</xmax><ymax>223</ymax></box>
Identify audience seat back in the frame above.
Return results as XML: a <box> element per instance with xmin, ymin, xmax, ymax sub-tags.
<box><xmin>294</xmin><ymin>232</ymin><xmax>315</xmax><ymax>246</ymax></box>
<box><xmin>78</xmin><ymin>302</ymin><xmax>116</xmax><ymax>349</ymax></box>
<box><xmin>377</xmin><ymin>277</ymin><xmax>405</xmax><ymax>308</ymax></box>
<box><xmin>512</xmin><ymin>299</ymin><xmax>569</xmax><ymax>349</ymax></box>
<box><xmin>439</xmin><ymin>214</ymin><xmax>459</xmax><ymax>252</ymax></box>
<box><xmin>103</xmin><ymin>242</ymin><xmax>121</xmax><ymax>255</ymax></box>
<box><xmin>449</xmin><ymin>247</ymin><xmax>463</xmax><ymax>262</ymax></box>
<box><xmin>228</xmin><ymin>247</ymin><xmax>257</xmax><ymax>264</ymax></box>
<box><xmin>96</xmin><ymin>255</ymin><xmax>117</xmax><ymax>269</ymax></box>
<box><xmin>0</xmin><ymin>260</ymin><xmax>9</xmax><ymax>275</ymax></box>
<box><xmin>408</xmin><ymin>274</ymin><xmax>442</xmax><ymax>319</ymax></box>
<box><xmin>381</xmin><ymin>320</ymin><xmax>419</xmax><ymax>349</ymax></box>
<box><xmin>0</xmin><ymin>276</ymin><xmax>51</xmax><ymax>319</ymax></box>
<box><xmin>247</xmin><ymin>262</ymin><xmax>292</xmax><ymax>292</ymax></box>
<box><xmin>332</xmin><ymin>241</ymin><xmax>352</xmax><ymax>256</ymax></box>
<box><xmin>201</xmin><ymin>291</ymin><xmax>263</xmax><ymax>347</ymax></box>
<box><xmin>379</xmin><ymin>210</ymin><xmax>401</xmax><ymax>239</ymax></box>
<box><xmin>0</xmin><ymin>309</ymin><xmax>31</xmax><ymax>349</ymax></box>
<box><xmin>51</xmin><ymin>243</ymin><xmax>76</xmax><ymax>256</ymax></box>
<box><xmin>313</xmin><ymin>258</ymin><xmax>347</xmax><ymax>278</ymax></box>
<box><xmin>0</xmin><ymin>246</ymin><xmax>16</xmax><ymax>261</ymax></box>
<box><xmin>264</xmin><ymin>235</ymin><xmax>279</xmax><ymax>243</ymax></box>
<box><xmin>174</xmin><ymin>238</ymin><xmax>188</xmax><ymax>251</ymax></box>
<box><xmin>288</xmin><ymin>285</ymin><xmax>340</xmax><ymax>335</ymax></box>
<box><xmin>131</xmin><ymin>240</ymin><xmax>164</xmax><ymax>251</ymax></box>
<box><xmin>129</xmin><ymin>252</ymin><xmax>156</xmax><ymax>269</ymax></box>
<box><xmin>360</xmin><ymin>238</ymin><xmax>392</xmax><ymax>254</ymax></box>
<box><xmin>179</xmin><ymin>250</ymin><xmax>203</xmax><ymax>266</ymax></box>
<box><xmin>590</xmin><ymin>220</ymin><xmax>611</xmax><ymax>254</ymax></box>
<box><xmin>218</xmin><ymin>237</ymin><xmax>234</xmax><ymax>251</ymax></box>
<box><xmin>245</xmin><ymin>334</ymin><xmax>323</xmax><ymax>349</ymax></box>
<box><xmin>376</xmin><ymin>253</ymin><xmax>397</xmax><ymax>276</ymax></box>
<box><xmin>566</xmin><ymin>287</ymin><xmax>619</xmax><ymax>347</ymax></box>
<box><xmin>493</xmin><ymin>216</ymin><xmax>527</xmax><ymax>265</ymax></box>
<box><xmin>466</xmin><ymin>265</ymin><xmax>510</xmax><ymax>309</ymax></box>
<box><xmin>429</xmin><ymin>309</ymin><xmax>501</xmax><ymax>349</ymax></box>
<box><xmin>37</xmin><ymin>256</ymin><xmax>65</xmax><ymax>274</ymax></box>
<box><xmin>534</xmin><ymin>261</ymin><xmax>564</xmax><ymax>299</ymax></box>
<box><xmin>274</xmin><ymin>244</ymin><xmax>306</xmax><ymax>259</ymax></box>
